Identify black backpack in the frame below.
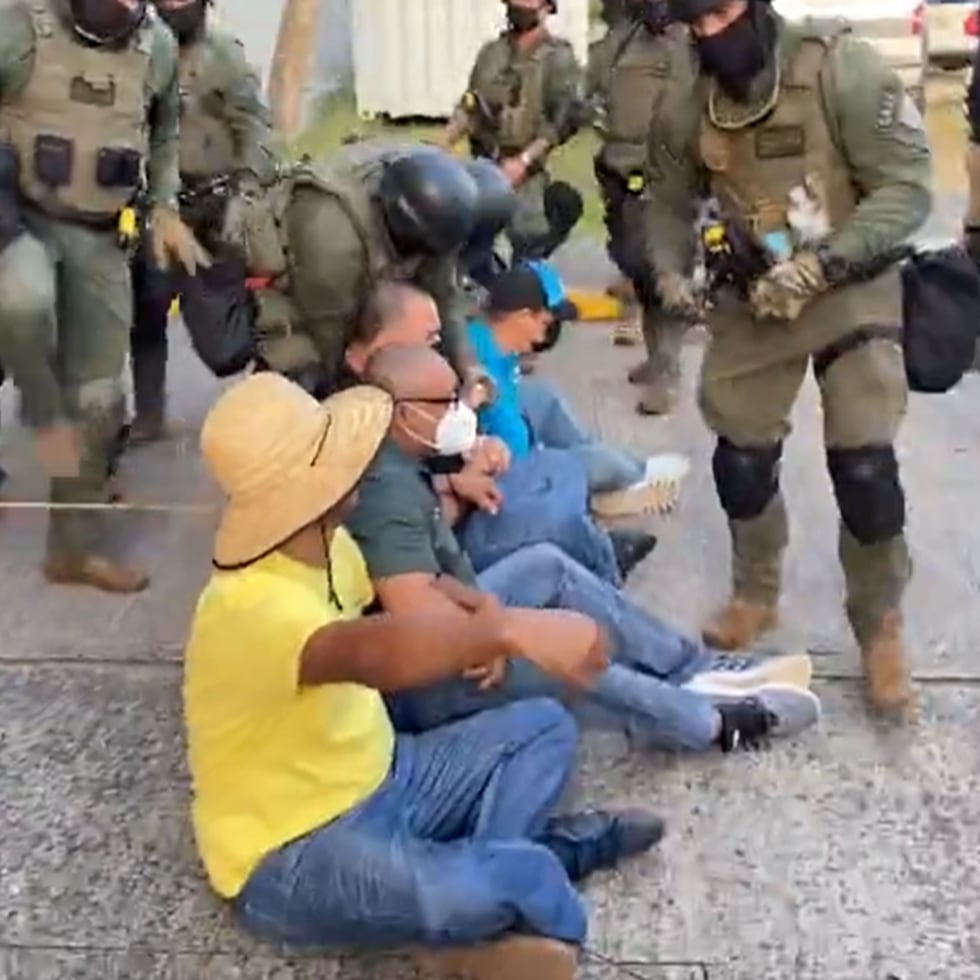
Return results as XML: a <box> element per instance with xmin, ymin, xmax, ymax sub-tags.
<box><xmin>902</xmin><ymin>245</ymin><xmax>980</xmax><ymax>393</ymax></box>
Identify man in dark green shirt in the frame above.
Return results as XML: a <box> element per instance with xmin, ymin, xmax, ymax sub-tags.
<box><xmin>346</xmin><ymin>344</ymin><xmax>821</xmax><ymax>752</ymax></box>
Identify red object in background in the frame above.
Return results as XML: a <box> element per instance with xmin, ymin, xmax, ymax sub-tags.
<box><xmin>245</xmin><ymin>276</ymin><xmax>271</xmax><ymax>291</ymax></box>
<box><xmin>966</xmin><ymin>7</ymin><xmax>979</xmax><ymax>37</ymax></box>
<box><xmin>911</xmin><ymin>2</ymin><xmax>924</xmax><ymax>35</ymax></box>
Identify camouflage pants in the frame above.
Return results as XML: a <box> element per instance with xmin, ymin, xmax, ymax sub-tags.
<box><xmin>594</xmin><ymin>160</ymin><xmax>684</xmax><ymax>384</ymax></box>
<box><xmin>0</xmin><ymin>213</ymin><xmax>130</xmax><ymax>562</ymax></box>
<box><xmin>699</xmin><ymin>320</ymin><xmax>911</xmax><ymax>647</ymax></box>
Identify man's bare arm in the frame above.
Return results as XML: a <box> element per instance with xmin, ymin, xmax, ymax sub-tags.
<box><xmin>299</xmin><ymin>599</ymin><xmax>510</xmax><ymax>690</ymax></box>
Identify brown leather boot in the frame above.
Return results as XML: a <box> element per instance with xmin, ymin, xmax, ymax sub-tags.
<box><xmin>702</xmin><ymin>598</ymin><xmax>778</xmax><ymax>651</ymax></box>
<box><xmin>44</xmin><ymin>555</ymin><xmax>150</xmax><ymax>594</ymax></box>
<box><xmin>415</xmin><ymin>935</ymin><xmax>577</xmax><ymax>980</ymax></box>
<box><xmin>861</xmin><ymin>611</ymin><xmax>915</xmax><ymax>722</ymax></box>
<box><xmin>128</xmin><ymin>414</ymin><xmax>169</xmax><ymax>446</ymax></box>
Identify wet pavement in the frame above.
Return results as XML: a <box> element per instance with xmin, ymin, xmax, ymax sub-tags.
<box><xmin>1</xmin><ymin>87</ymin><xmax>979</xmax><ymax>980</ymax></box>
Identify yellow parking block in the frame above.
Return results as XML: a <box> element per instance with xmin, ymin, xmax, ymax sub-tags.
<box><xmin>565</xmin><ymin>289</ymin><xmax>624</xmax><ymax>323</ymax></box>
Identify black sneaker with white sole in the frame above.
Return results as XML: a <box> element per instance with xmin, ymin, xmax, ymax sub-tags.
<box><xmin>716</xmin><ymin>685</ymin><xmax>821</xmax><ymax>752</ymax></box>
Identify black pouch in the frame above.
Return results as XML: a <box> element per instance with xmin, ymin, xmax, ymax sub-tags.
<box><xmin>33</xmin><ymin>134</ymin><xmax>73</xmax><ymax>188</ymax></box>
<box><xmin>901</xmin><ymin>245</ymin><xmax>980</xmax><ymax>393</ymax></box>
<box><xmin>95</xmin><ymin>147</ymin><xmax>142</xmax><ymax>189</ymax></box>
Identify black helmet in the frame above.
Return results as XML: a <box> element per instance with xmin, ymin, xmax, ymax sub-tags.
<box><xmin>379</xmin><ymin>150</ymin><xmax>479</xmax><ymax>256</ymax></box>
<box><xmin>465</xmin><ymin>159</ymin><xmax>516</xmax><ymax>245</ymax></box>
<box><xmin>69</xmin><ymin>0</ymin><xmax>148</xmax><ymax>45</ymax></box>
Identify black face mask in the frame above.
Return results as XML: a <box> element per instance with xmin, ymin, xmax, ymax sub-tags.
<box><xmin>639</xmin><ymin>2</ymin><xmax>670</xmax><ymax>34</ymax></box>
<box><xmin>157</xmin><ymin>1</ymin><xmax>206</xmax><ymax>43</ymax></box>
<box><xmin>695</xmin><ymin>6</ymin><xmax>771</xmax><ymax>102</ymax></box>
<box><xmin>69</xmin><ymin>0</ymin><xmax>146</xmax><ymax>45</ymax></box>
<box><xmin>507</xmin><ymin>3</ymin><xmax>541</xmax><ymax>33</ymax></box>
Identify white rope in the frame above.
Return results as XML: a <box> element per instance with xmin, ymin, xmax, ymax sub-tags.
<box><xmin>0</xmin><ymin>500</ymin><xmax>215</xmax><ymax>514</ymax></box>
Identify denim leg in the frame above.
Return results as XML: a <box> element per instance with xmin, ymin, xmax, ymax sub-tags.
<box><xmin>480</xmin><ymin>543</ymin><xmax>719</xmax><ymax>751</ymax></box>
<box><xmin>519</xmin><ymin>379</ymin><xmax>644</xmax><ymax>493</ymax></box>
<box><xmin>235</xmin><ymin>702</ymin><xmax>587</xmax><ymax>948</ymax></box>
<box><xmin>461</xmin><ymin>449</ymin><xmax>621</xmax><ymax>585</ymax></box>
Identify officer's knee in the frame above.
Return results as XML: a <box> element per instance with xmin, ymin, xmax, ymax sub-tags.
<box><xmin>827</xmin><ymin>445</ymin><xmax>905</xmax><ymax>544</ymax></box>
<box><xmin>712</xmin><ymin>437</ymin><xmax>782</xmax><ymax>521</ymax></box>
<box><xmin>544</xmin><ymin>181</ymin><xmax>583</xmax><ymax>238</ymax></box>
<box><xmin>76</xmin><ymin>377</ymin><xmax>125</xmax><ymax>425</ymax></box>
<box><xmin>0</xmin><ymin>235</ymin><xmax>55</xmax><ymax>327</ymax></box>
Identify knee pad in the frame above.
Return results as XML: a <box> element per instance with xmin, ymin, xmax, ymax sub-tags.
<box><xmin>544</xmin><ymin>182</ymin><xmax>584</xmax><ymax>238</ymax></box>
<box><xmin>827</xmin><ymin>445</ymin><xmax>905</xmax><ymax>544</ymax></box>
<box><xmin>712</xmin><ymin>437</ymin><xmax>782</xmax><ymax>521</ymax></box>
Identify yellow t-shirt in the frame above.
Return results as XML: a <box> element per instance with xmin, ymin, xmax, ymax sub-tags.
<box><xmin>183</xmin><ymin>527</ymin><xmax>395</xmax><ymax>899</ymax></box>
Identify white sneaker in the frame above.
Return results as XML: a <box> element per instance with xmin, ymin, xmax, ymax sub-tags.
<box><xmin>683</xmin><ymin>652</ymin><xmax>813</xmax><ymax>697</ymax></box>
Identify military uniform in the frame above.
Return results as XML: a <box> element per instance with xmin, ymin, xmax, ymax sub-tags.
<box><xmin>450</xmin><ymin>28</ymin><xmax>586</xmax><ymax>260</ymax></box>
<box><xmin>646</xmin><ymin>13</ymin><xmax>931</xmax><ymax>716</ymax></box>
<box><xmin>588</xmin><ymin>10</ymin><xmax>695</xmax><ymax>410</ymax></box>
<box><xmin>0</xmin><ymin>0</ymin><xmax>182</xmax><ymax>589</ymax></box>
<box><xmin>232</xmin><ymin>141</ymin><xmax>473</xmax><ymax>395</ymax></box>
<box><xmin>129</xmin><ymin>19</ymin><xmax>272</xmax><ymax>440</ymax></box>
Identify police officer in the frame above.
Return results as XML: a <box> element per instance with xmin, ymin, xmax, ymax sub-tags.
<box><xmin>440</xmin><ymin>0</ymin><xmax>587</xmax><ymax>261</ymax></box>
<box><xmin>588</xmin><ymin>0</ymin><xmax>695</xmax><ymax>412</ymax></box>
<box><xmin>646</xmin><ymin>0</ymin><xmax>931</xmax><ymax>720</ymax></box>
<box><xmin>204</xmin><ymin>140</ymin><xmax>482</xmax><ymax>396</ymax></box>
<box><xmin>0</xmin><ymin>0</ymin><xmax>206</xmax><ymax>592</ymax></box>
<box><xmin>125</xmin><ymin>0</ymin><xmax>272</xmax><ymax>444</ymax></box>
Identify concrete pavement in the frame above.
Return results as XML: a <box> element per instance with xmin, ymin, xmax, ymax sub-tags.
<box><xmin>1</xmin><ymin>203</ymin><xmax>979</xmax><ymax>979</ymax></box>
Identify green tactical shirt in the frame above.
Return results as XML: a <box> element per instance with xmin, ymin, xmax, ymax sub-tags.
<box><xmin>285</xmin><ymin>187</ymin><xmax>469</xmax><ymax>389</ymax></box>
<box><xmin>456</xmin><ymin>31</ymin><xmax>585</xmax><ymax>162</ymax></box>
<box><xmin>644</xmin><ymin>16</ymin><xmax>932</xmax><ymax>277</ymax></box>
<box><xmin>346</xmin><ymin>439</ymin><xmax>478</xmax><ymax>587</ymax></box>
<box><xmin>181</xmin><ymin>27</ymin><xmax>275</xmax><ymax>181</ymax></box>
<box><xmin>0</xmin><ymin>0</ymin><xmax>181</xmax><ymax>209</ymax></box>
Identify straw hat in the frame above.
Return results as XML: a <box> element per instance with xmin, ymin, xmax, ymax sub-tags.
<box><xmin>200</xmin><ymin>373</ymin><xmax>393</xmax><ymax>568</ymax></box>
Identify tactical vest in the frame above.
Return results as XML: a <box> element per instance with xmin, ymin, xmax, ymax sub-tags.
<box><xmin>471</xmin><ymin>35</ymin><xmax>560</xmax><ymax>154</ymax></box>
<box><xmin>0</xmin><ymin>0</ymin><xmax>152</xmax><ymax>223</ymax></box>
<box><xmin>697</xmin><ymin>29</ymin><xmax>855</xmax><ymax>246</ymax></box>
<box><xmin>177</xmin><ymin>32</ymin><xmax>238</xmax><ymax>180</ymax></box>
<box><xmin>600</xmin><ymin>23</ymin><xmax>676</xmax><ymax>175</ymax></box>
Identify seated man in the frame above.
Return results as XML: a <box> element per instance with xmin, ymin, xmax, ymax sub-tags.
<box><xmin>185</xmin><ymin>372</ymin><xmax>663</xmax><ymax>979</ymax></box>
<box><xmin>347</xmin><ymin>345</ymin><xmax>821</xmax><ymax>752</ymax></box>
<box><xmin>346</xmin><ymin>281</ymin><xmax>652</xmax><ymax>584</ymax></box>
<box><xmin>468</xmin><ymin>261</ymin><xmax>691</xmax><ymax>519</ymax></box>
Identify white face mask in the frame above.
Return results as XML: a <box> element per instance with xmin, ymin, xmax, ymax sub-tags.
<box><xmin>403</xmin><ymin>400</ymin><xmax>479</xmax><ymax>457</ymax></box>
<box><xmin>434</xmin><ymin>402</ymin><xmax>479</xmax><ymax>456</ymax></box>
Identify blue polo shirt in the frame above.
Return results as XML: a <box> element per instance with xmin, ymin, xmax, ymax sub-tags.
<box><xmin>466</xmin><ymin>319</ymin><xmax>532</xmax><ymax>457</ymax></box>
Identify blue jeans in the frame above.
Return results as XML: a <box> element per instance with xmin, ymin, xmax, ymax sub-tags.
<box><xmin>519</xmin><ymin>378</ymin><xmax>645</xmax><ymax>494</ymax></box>
<box><xmin>461</xmin><ymin>447</ymin><xmax>621</xmax><ymax>585</ymax></box>
<box><xmin>386</xmin><ymin>543</ymin><xmax>719</xmax><ymax>752</ymax></box>
<box><xmin>236</xmin><ymin>700</ymin><xmax>587</xmax><ymax>949</ymax></box>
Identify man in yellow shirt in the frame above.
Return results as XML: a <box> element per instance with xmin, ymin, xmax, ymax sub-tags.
<box><xmin>183</xmin><ymin>373</ymin><xmax>664</xmax><ymax>979</ymax></box>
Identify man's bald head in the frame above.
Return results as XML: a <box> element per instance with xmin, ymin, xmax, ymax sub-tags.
<box><xmin>366</xmin><ymin>346</ymin><xmax>462</xmax><ymax>456</ymax></box>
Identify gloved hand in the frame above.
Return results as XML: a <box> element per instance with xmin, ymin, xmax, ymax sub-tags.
<box><xmin>749</xmin><ymin>250</ymin><xmax>826</xmax><ymax>322</ymax></box>
<box><xmin>150</xmin><ymin>206</ymin><xmax>211</xmax><ymax>276</ymax></box>
<box><xmin>656</xmin><ymin>269</ymin><xmax>701</xmax><ymax>320</ymax></box>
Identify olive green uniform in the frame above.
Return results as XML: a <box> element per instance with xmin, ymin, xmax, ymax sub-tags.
<box><xmin>239</xmin><ymin>141</ymin><xmax>470</xmax><ymax>393</ymax></box>
<box><xmin>0</xmin><ymin>0</ymin><xmax>180</xmax><ymax>563</ymax></box>
<box><xmin>452</xmin><ymin>30</ymin><xmax>586</xmax><ymax>258</ymax></box>
<box><xmin>588</xmin><ymin>17</ymin><xmax>694</xmax><ymax>400</ymax></box>
<box><xmin>130</xmin><ymin>24</ymin><xmax>273</xmax><ymax>431</ymax></box>
<box><xmin>645</xmin><ymin>18</ymin><xmax>931</xmax><ymax>648</ymax></box>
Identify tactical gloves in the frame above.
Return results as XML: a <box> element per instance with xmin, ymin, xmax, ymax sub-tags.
<box><xmin>749</xmin><ymin>250</ymin><xmax>826</xmax><ymax>321</ymax></box>
<box><xmin>150</xmin><ymin>206</ymin><xmax>211</xmax><ymax>276</ymax></box>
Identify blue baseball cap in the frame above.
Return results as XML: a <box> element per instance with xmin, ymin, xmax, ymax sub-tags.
<box><xmin>486</xmin><ymin>260</ymin><xmax>579</xmax><ymax>322</ymax></box>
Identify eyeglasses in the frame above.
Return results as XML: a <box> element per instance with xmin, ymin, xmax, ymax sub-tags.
<box><xmin>396</xmin><ymin>389</ymin><xmax>461</xmax><ymax>407</ymax></box>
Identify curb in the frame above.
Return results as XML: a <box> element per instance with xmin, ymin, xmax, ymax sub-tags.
<box><xmin>170</xmin><ymin>288</ymin><xmax>627</xmax><ymax>324</ymax></box>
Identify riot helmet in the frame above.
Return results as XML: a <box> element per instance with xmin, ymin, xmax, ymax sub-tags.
<box><xmin>379</xmin><ymin>150</ymin><xmax>479</xmax><ymax>257</ymax></box>
<box><xmin>627</xmin><ymin>0</ymin><xmax>671</xmax><ymax>33</ymax></box>
<box><xmin>154</xmin><ymin>0</ymin><xmax>209</xmax><ymax>44</ymax></box>
<box><xmin>69</xmin><ymin>0</ymin><xmax>148</xmax><ymax>45</ymax></box>
<box><xmin>464</xmin><ymin>158</ymin><xmax>516</xmax><ymax>247</ymax></box>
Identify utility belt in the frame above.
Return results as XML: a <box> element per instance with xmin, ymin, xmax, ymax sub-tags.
<box><xmin>594</xmin><ymin>155</ymin><xmax>645</xmax><ymax>196</ymax></box>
